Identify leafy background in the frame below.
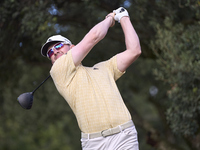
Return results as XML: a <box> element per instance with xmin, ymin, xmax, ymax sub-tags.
<box><xmin>0</xmin><ymin>0</ymin><xmax>200</xmax><ymax>149</ymax></box>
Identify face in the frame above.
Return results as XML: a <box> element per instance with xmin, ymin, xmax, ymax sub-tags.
<box><xmin>47</xmin><ymin>42</ymin><xmax>73</xmax><ymax>64</ymax></box>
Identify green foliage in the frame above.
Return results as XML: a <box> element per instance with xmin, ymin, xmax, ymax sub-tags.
<box><xmin>151</xmin><ymin>17</ymin><xmax>200</xmax><ymax>136</ymax></box>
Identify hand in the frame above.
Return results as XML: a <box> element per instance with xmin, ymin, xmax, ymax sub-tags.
<box><xmin>113</xmin><ymin>7</ymin><xmax>129</xmax><ymax>23</ymax></box>
<box><xmin>105</xmin><ymin>12</ymin><xmax>115</xmax><ymax>27</ymax></box>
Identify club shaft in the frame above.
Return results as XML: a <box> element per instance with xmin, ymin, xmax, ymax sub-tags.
<box><xmin>32</xmin><ymin>75</ymin><xmax>51</xmax><ymax>94</ymax></box>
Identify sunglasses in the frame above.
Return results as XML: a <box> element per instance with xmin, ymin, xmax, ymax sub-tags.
<box><xmin>47</xmin><ymin>42</ymin><xmax>66</xmax><ymax>58</ymax></box>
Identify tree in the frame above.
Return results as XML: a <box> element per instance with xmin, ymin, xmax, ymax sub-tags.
<box><xmin>150</xmin><ymin>1</ymin><xmax>200</xmax><ymax>149</ymax></box>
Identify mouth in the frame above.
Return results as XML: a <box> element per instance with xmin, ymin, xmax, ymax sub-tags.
<box><xmin>55</xmin><ymin>53</ymin><xmax>63</xmax><ymax>60</ymax></box>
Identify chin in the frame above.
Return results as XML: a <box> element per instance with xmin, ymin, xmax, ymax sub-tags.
<box><xmin>52</xmin><ymin>55</ymin><xmax>62</xmax><ymax>63</ymax></box>
<box><xmin>55</xmin><ymin>55</ymin><xmax>62</xmax><ymax>60</ymax></box>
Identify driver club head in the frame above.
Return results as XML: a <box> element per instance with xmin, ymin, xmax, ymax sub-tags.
<box><xmin>17</xmin><ymin>75</ymin><xmax>51</xmax><ymax>110</ymax></box>
<box><xmin>17</xmin><ymin>92</ymin><xmax>34</xmax><ymax>109</ymax></box>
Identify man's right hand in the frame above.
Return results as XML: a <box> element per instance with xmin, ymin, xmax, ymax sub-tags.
<box><xmin>105</xmin><ymin>12</ymin><xmax>115</xmax><ymax>27</ymax></box>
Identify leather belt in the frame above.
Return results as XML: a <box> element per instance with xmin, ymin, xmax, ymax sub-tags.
<box><xmin>81</xmin><ymin>120</ymin><xmax>134</xmax><ymax>139</ymax></box>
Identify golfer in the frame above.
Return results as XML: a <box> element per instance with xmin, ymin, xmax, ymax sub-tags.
<box><xmin>41</xmin><ymin>7</ymin><xmax>141</xmax><ymax>150</ymax></box>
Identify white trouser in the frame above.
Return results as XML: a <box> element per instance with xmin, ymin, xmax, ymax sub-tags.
<box><xmin>81</xmin><ymin>125</ymin><xmax>139</xmax><ymax>150</ymax></box>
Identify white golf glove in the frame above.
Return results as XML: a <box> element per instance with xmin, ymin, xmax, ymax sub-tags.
<box><xmin>113</xmin><ymin>7</ymin><xmax>129</xmax><ymax>23</ymax></box>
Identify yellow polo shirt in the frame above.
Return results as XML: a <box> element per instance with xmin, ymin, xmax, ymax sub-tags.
<box><xmin>50</xmin><ymin>50</ymin><xmax>131</xmax><ymax>133</ymax></box>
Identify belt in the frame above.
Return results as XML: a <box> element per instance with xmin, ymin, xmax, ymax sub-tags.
<box><xmin>81</xmin><ymin>120</ymin><xmax>134</xmax><ymax>139</ymax></box>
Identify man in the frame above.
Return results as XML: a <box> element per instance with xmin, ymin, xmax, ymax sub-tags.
<box><xmin>41</xmin><ymin>7</ymin><xmax>141</xmax><ymax>150</ymax></box>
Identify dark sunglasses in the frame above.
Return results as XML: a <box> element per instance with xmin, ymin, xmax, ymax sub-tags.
<box><xmin>47</xmin><ymin>42</ymin><xmax>65</xmax><ymax>58</ymax></box>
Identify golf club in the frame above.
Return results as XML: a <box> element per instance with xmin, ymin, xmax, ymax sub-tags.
<box><xmin>17</xmin><ymin>75</ymin><xmax>51</xmax><ymax>109</ymax></box>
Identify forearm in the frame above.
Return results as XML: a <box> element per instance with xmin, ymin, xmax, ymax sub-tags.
<box><xmin>120</xmin><ymin>17</ymin><xmax>141</xmax><ymax>52</ymax></box>
<box><xmin>71</xmin><ymin>14</ymin><xmax>114</xmax><ymax>66</ymax></box>
<box><xmin>85</xmin><ymin>16</ymin><xmax>114</xmax><ymax>44</ymax></box>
